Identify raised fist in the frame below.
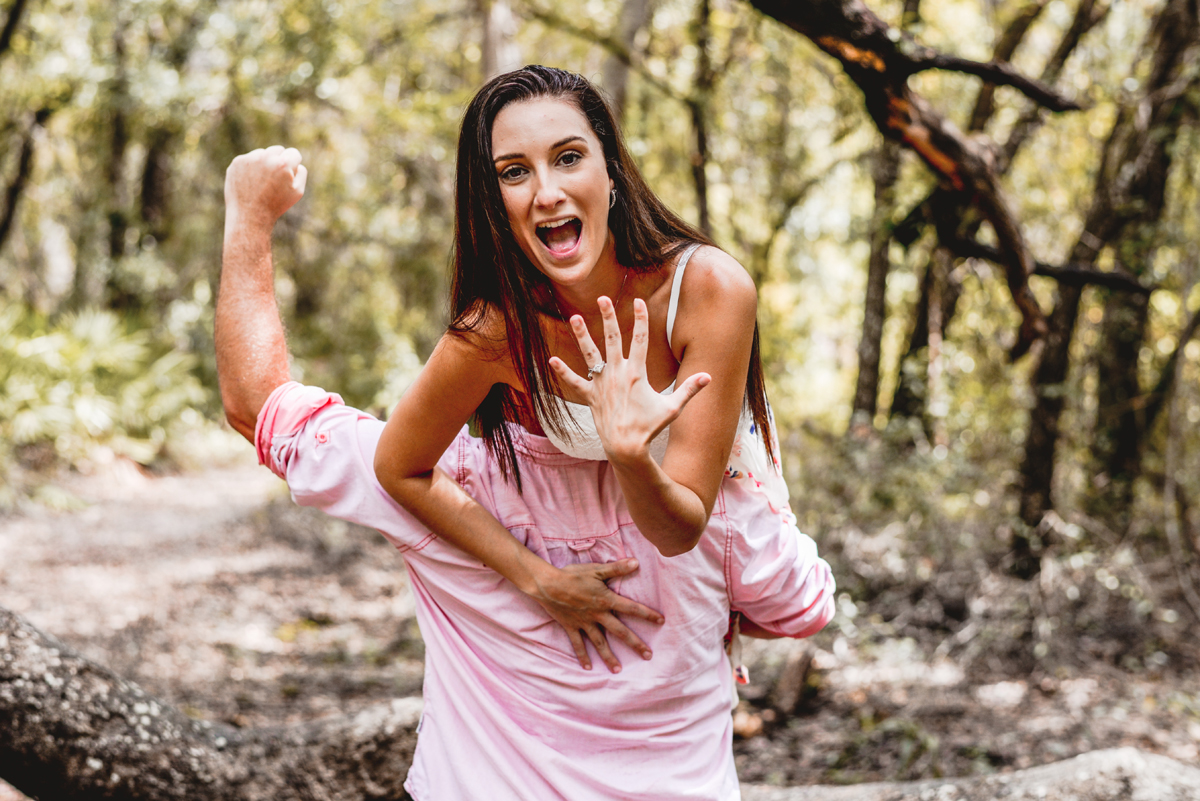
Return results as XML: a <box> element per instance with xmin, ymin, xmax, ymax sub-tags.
<box><xmin>224</xmin><ymin>146</ymin><xmax>308</xmax><ymax>228</ymax></box>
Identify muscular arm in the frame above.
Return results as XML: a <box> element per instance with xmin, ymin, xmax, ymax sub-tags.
<box><xmin>215</xmin><ymin>147</ymin><xmax>306</xmax><ymax>440</ymax></box>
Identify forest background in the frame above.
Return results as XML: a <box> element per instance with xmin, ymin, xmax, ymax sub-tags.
<box><xmin>3</xmin><ymin>0</ymin><xmax>1200</xmax><ymax>793</ymax></box>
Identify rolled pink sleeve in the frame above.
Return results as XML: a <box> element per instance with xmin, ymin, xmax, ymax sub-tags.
<box><xmin>253</xmin><ymin>381</ymin><xmax>452</xmax><ymax>552</ymax></box>
<box><xmin>726</xmin><ymin>492</ymin><xmax>836</xmax><ymax>638</ymax></box>
<box><xmin>255</xmin><ymin>381</ymin><xmax>347</xmax><ymax>477</ymax></box>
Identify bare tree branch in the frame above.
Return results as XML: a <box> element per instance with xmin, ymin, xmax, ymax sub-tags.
<box><xmin>910</xmin><ymin>52</ymin><xmax>1081</xmax><ymax>112</ymax></box>
<box><xmin>749</xmin><ymin>0</ymin><xmax>1052</xmax><ymax>357</ymax></box>
<box><xmin>1000</xmin><ymin>0</ymin><xmax>1110</xmax><ymax>167</ymax></box>
<box><xmin>752</xmin><ymin>0</ymin><xmax>1079</xmax><ymax>109</ymax></box>
<box><xmin>969</xmin><ymin>0</ymin><xmax>1049</xmax><ymax>132</ymax></box>
<box><xmin>945</xmin><ymin>238</ymin><xmax>1155</xmax><ymax>295</ymax></box>
<box><xmin>524</xmin><ymin>4</ymin><xmax>684</xmax><ymax>101</ymax></box>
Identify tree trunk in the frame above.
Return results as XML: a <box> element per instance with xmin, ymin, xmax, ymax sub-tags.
<box><xmin>479</xmin><ymin>0</ymin><xmax>521</xmax><ymax>81</ymax></box>
<box><xmin>1017</xmin><ymin>0</ymin><xmax>1200</xmax><ymax>535</ymax></box>
<box><xmin>0</xmin><ymin>109</ymin><xmax>49</xmax><ymax>260</ymax></box>
<box><xmin>1085</xmin><ymin>131</ymin><xmax>1172</xmax><ymax>524</ymax></box>
<box><xmin>1087</xmin><ymin>288</ymin><xmax>1149</xmax><ymax>524</ymax></box>
<box><xmin>0</xmin><ymin>605</ymin><xmax>419</xmax><ymax>801</ymax></box>
<box><xmin>924</xmin><ymin>247</ymin><xmax>952</xmax><ymax>447</ymax></box>
<box><xmin>888</xmin><ymin>248</ymin><xmax>962</xmax><ymax>430</ymax></box>
<box><xmin>688</xmin><ymin>0</ymin><xmax>714</xmax><ymax>237</ymax></box>
<box><xmin>106</xmin><ymin>24</ymin><xmax>129</xmax><ymax>264</ymax></box>
<box><xmin>102</xmin><ymin>18</ymin><xmax>143</xmax><ymax>314</ymax></box>
<box><xmin>1016</xmin><ymin>282</ymin><xmax>1083</xmax><ymax>569</ymax></box>
<box><xmin>139</xmin><ymin>128</ymin><xmax>175</xmax><ymax>244</ymax></box>
<box><xmin>601</xmin><ymin>0</ymin><xmax>654</xmax><ymax>121</ymax></box>
<box><xmin>0</xmin><ymin>0</ymin><xmax>29</xmax><ymax>60</ymax></box>
<box><xmin>850</xmin><ymin>140</ymin><xmax>901</xmax><ymax>432</ymax></box>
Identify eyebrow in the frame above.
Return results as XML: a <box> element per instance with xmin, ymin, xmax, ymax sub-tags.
<box><xmin>493</xmin><ymin>135</ymin><xmax>586</xmax><ymax>164</ymax></box>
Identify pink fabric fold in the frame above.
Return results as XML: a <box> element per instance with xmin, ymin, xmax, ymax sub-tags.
<box><xmin>254</xmin><ymin>381</ymin><xmax>346</xmax><ymax>478</ymax></box>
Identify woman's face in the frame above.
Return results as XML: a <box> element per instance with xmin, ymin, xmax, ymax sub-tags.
<box><xmin>491</xmin><ymin>97</ymin><xmax>615</xmax><ymax>289</ymax></box>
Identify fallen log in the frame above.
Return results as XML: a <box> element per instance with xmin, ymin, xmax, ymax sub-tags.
<box><xmin>5</xmin><ymin>603</ymin><xmax>1197</xmax><ymax>800</ymax></box>
<box><xmin>742</xmin><ymin>747</ymin><xmax>1200</xmax><ymax>800</ymax></box>
<box><xmin>0</xmin><ymin>604</ymin><xmax>419</xmax><ymax>800</ymax></box>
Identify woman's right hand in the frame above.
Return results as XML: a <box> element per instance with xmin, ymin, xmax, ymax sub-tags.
<box><xmin>528</xmin><ymin>557</ymin><xmax>664</xmax><ymax>673</ymax></box>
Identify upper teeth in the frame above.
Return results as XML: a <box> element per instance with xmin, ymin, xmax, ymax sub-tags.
<box><xmin>538</xmin><ymin>218</ymin><xmax>576</xmax><ymax>229</ymax></box>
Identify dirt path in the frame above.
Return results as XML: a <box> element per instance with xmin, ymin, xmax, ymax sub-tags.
<box><xmin>0</xmin><ymin>459</ymin><xmax>426</xmax><ymax>800</ymax></box>
<box><xmin>3</xmin><ymin>462</ymin><xmax>1200</xmax><ymax>798</ymax></box>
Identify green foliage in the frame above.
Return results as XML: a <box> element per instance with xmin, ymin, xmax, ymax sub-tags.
<box><xmin>2</xmin><ymin>0</ymin><xmax>1200</xmax><ymax>551</ymax></box>
<box><xmin>0</xmin><ymin>306</ymin><xmax>206</xmax><ymax>506</ymax></box>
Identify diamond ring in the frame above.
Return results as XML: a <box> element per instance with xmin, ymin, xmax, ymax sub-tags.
<box><xmin>587</xmin><ymin>361</ymin><xmax>606</xmax><ymax>380</ymax></box>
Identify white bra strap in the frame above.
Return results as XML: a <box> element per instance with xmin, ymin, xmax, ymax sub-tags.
<box><xmin>666</xmin><ymin>244</ymin><xmax>702</xmax><ymax>351</ymax></box>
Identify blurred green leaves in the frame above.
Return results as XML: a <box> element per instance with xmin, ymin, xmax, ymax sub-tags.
<box><xmin>0</xmin><ymin>306</ymin><xmax>206</xmax><ymax>505</ymax></box>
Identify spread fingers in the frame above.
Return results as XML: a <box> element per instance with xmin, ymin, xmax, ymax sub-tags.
<box><xmin>598</xmin><ymin>296</ymin><xmax>624</xmax><ymax>364</ymax></box>
<box><xmin>627</xmin><ymin>298</ymin><xmax>650</xmax><ymax>368</ymax></box>
<box><xmin>569</xmin><ymin>315</ymin><xmax>604</xmax><ymax>374</ymax></box>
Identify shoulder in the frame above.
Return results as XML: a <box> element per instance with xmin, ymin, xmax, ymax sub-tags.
<box><xmin>446</xmin><ymin>302</ymin><xmax>508</xmax><ymax>359</ymax></box>
<box><xmin>441</xmin><ymin>302</ymin><xmax>522</xmax><ymax>386</ymax></box>
<box><xmin>674</xmin><ymin>245</ymin><xmax>757</xmax><ymax>325</ymax></box>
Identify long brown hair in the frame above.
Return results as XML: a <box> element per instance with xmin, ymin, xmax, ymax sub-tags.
<box><xmin>449</xmin><ymin>65</ymin><xmax>772</xmax><ymax>482</ymax></box>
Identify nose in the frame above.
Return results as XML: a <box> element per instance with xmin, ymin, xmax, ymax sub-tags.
<box><xmin>533</xmin><ymin>170</ymin><xmax>566</xmax><ymax>209</ymax></box>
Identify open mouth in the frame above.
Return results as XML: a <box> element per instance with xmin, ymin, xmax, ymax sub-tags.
<box><xmin>536</xmin><ymin>217</ymin><xmax>582</xmax><ymax>255</ymax></box>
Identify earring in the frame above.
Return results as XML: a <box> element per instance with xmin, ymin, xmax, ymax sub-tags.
<box><xmin>609</xmin><ymin>188</ymin><xmax>617</xmax><ymax>209</ymax></box>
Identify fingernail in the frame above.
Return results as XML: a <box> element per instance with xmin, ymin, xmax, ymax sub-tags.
<box><xmin>642</xmin><ymin>650</ymin><xmax>652</xmax><ymax>660</ymax></box>
<box><xmin>628</xmin><ymin>559</ymin><xmax>638</xmax><ymax>569</ymax></box>
<box><xmin>612</xmin><ymin>665</ymin><xmax>622</xmax><ymax>673</ymax></box>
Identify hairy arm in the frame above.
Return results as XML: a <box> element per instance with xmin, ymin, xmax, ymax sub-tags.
<box><xmin>216</xmin><ymin>147</ymin><xmax>306</xmax><ymax>440</ymax></box>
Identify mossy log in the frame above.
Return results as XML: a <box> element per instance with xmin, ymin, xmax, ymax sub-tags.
<box><xmin>0</xmin><ymin>605</ymin><xmax>419</xmax><ymax>800</ymax></box>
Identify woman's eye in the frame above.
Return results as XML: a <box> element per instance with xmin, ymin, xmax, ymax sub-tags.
<box><xmin>499</xmin><ymin>165</ymin><xmax>526</xmax><ymax>181</ymax></box>
<box><xmin>559</xmin><ymin>152</ymin><xmax>582</xmax><ymax>167</ymax></box>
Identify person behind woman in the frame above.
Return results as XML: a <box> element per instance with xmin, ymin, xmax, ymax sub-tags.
<box><xmin>218</xmin><ymin>66</ymin><xmax>833</xmax><ymax>800</ymax></box>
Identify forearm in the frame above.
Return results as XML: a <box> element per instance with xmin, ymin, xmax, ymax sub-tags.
<box><xmin>610</xmin><ymin>454</ymin><xmax>709</xmax><ymax>557</ymax></box>
<box><xmin>215</xmin><ymin>215</ymin><xmax>291</xmax><ymax>441</ymax></box>
<box><xmin>380</xmin><ymin>466</ymin><xmax>555</xmax><ymax>595</ymax></box>
<box><xmin>216</xmin><ymin>147</ymin><xmax>307</xmax><ymax>441</ymax></box>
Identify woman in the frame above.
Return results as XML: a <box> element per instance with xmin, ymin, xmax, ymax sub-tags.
<box><xmin>374</xmin><ymin>65</ymin><xmax>794</xmax><ymax>670</ymax></box>
<box><xmin>218</xmin><ymin>66</ymin><xmax>833</xmax><ymax>800</ymax></box>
